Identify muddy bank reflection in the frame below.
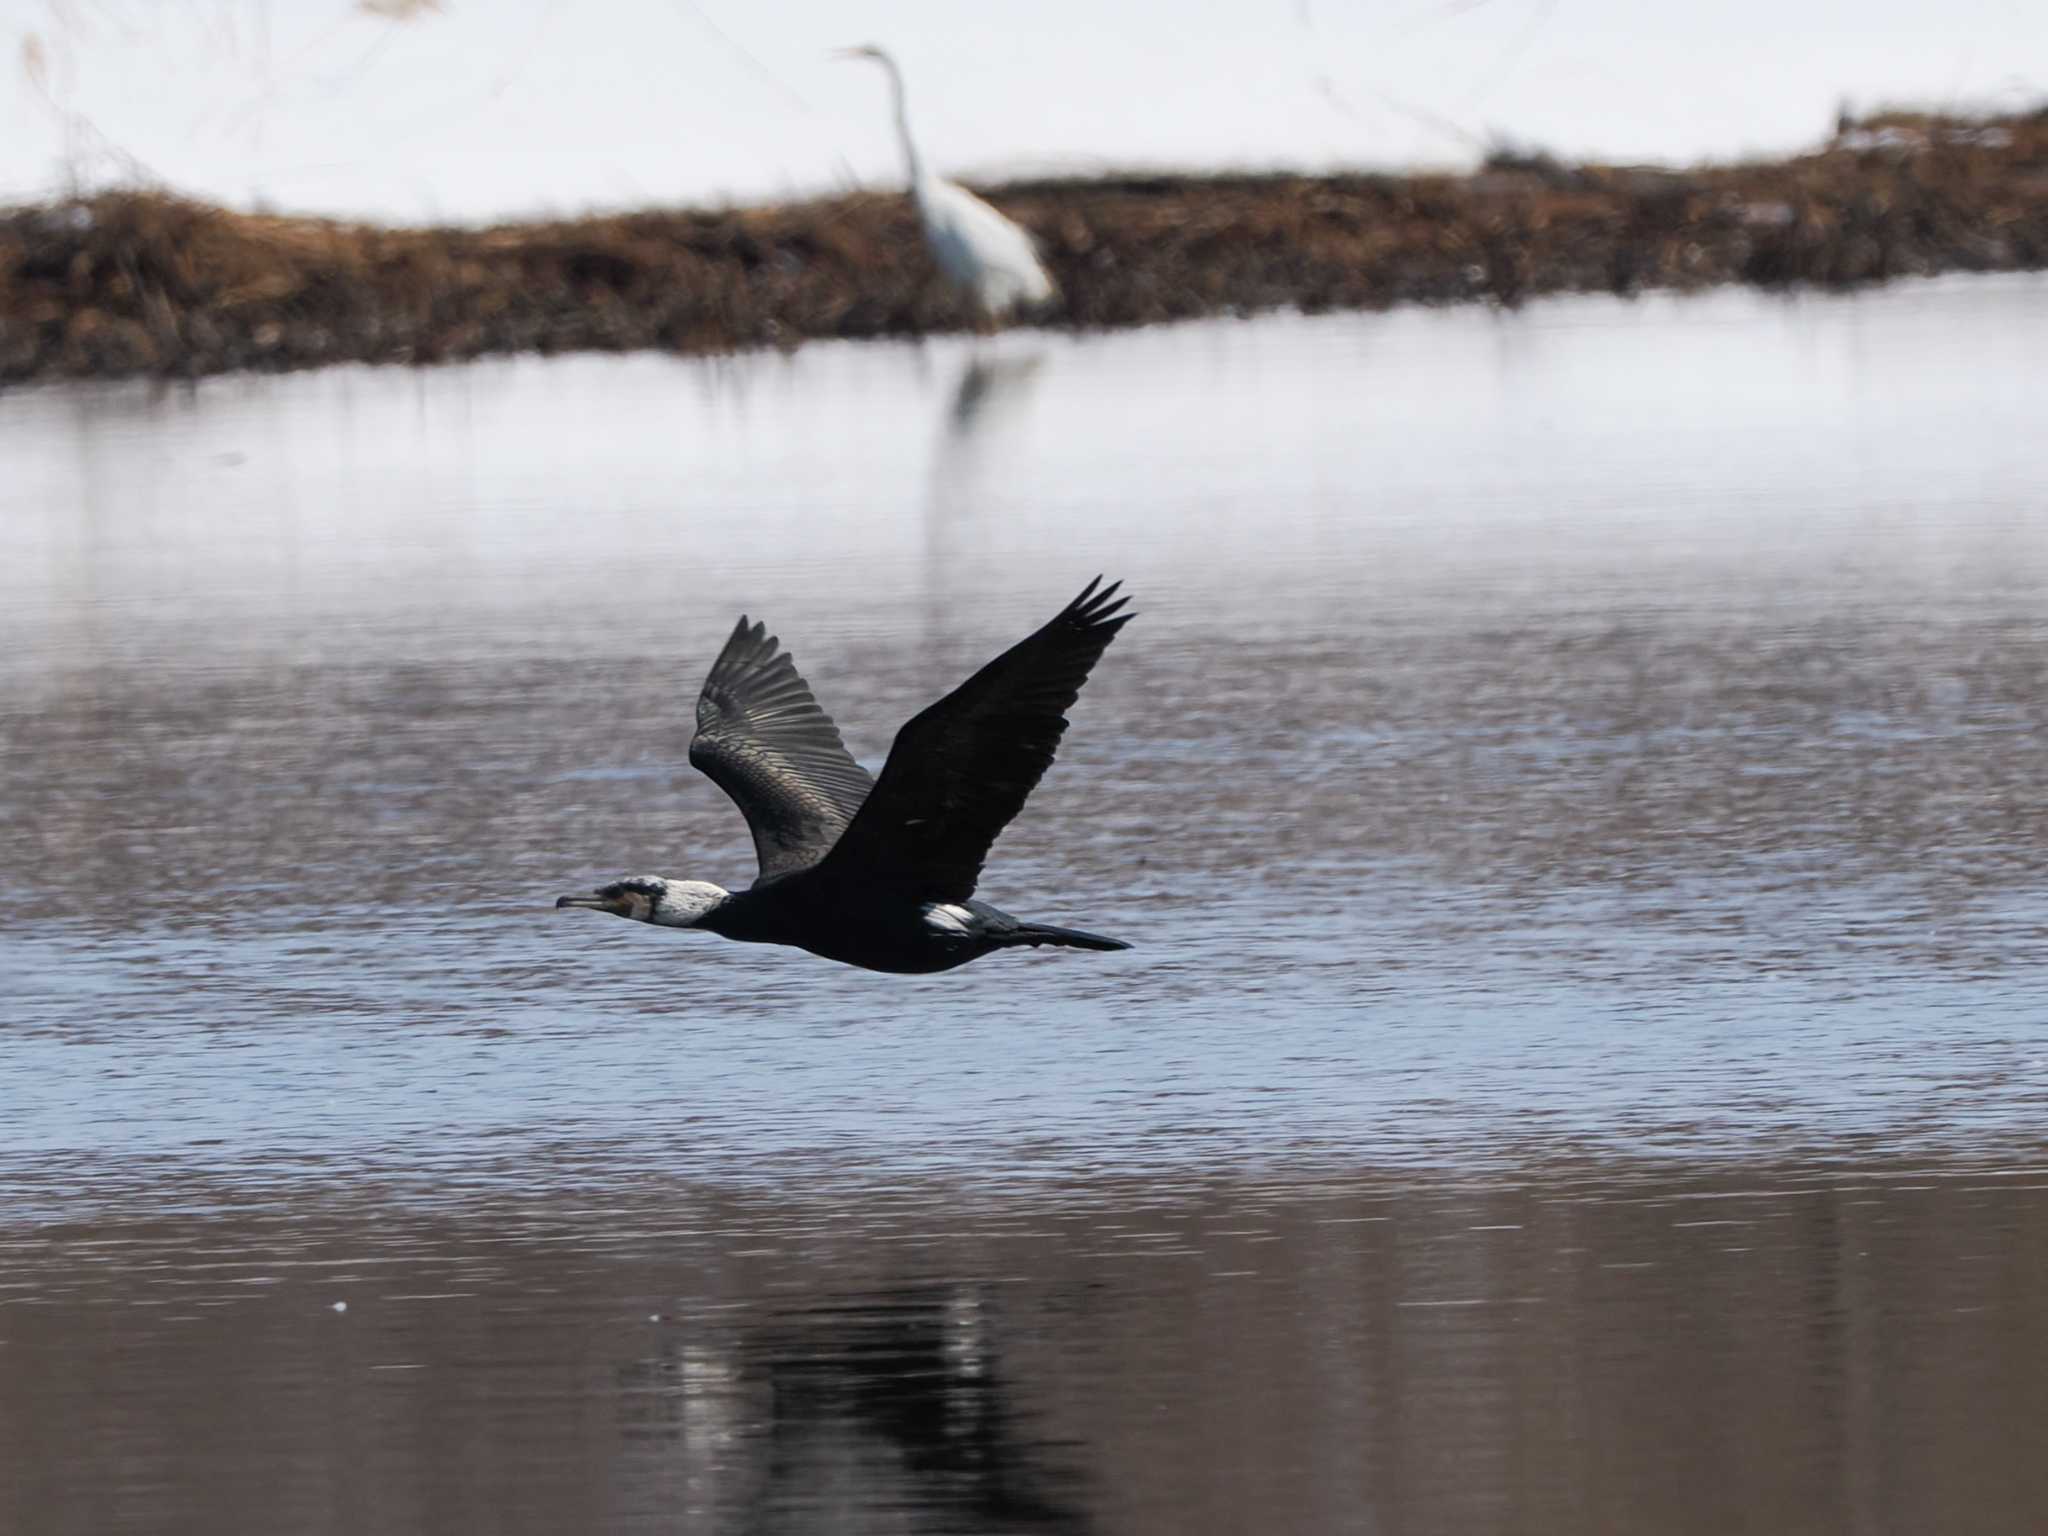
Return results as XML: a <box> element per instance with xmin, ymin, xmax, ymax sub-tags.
<box><xmin>5</xmin><ymin>1156</ymin><xmax>2046</xmax><ymax>1535</ymax></box>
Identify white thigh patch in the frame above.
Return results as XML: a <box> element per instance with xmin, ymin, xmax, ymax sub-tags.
<box><xmin>921</xmin><ymin>902</ymin><xmax>974</xmax><ymax>935</ymax></box>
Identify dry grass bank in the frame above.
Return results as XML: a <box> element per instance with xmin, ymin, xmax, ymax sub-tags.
<box><xmin>2</xmin><ymin>108</ymin><xmax>2045</xmax><ymax>384</ymax></box>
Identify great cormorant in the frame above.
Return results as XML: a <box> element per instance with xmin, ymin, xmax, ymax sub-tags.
<box><xmin>556</xmin><ymin>578</ymin><xmax>1133</xmax><ymax>974</ymax></box>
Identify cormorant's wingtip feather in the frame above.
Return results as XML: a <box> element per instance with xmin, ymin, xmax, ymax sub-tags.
<box><xmin>734</xmin><ymin>618</ymin><xmax>777</xmax><ymax>664</ymax></box>
<box><xmin>1071</xmin><ymin>599</ymin><xmax>1131</xmax><ymax>634</ymax></box>
<box><xmin>1056</xmin><ymin>577</ymin><xmax>1131</xmax><ymax>631</ymax></box>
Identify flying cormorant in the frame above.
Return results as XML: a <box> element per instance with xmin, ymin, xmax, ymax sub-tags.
<box><xmin>556</xmin><ymin>578</ymin><xmax>1134</xmax><ymax>974</ymax></box>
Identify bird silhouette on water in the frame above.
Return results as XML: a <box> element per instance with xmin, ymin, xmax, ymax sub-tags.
<box><xmin>557</xmin><ymin>579</ymin><xmax>1134</xmax><ymax>974</ymax></box>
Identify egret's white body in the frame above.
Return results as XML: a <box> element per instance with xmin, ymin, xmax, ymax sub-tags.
<box><xmin>841</xmin><ymin>45</ymin><xmax>1057</xmax><ymax>322</ymax></box>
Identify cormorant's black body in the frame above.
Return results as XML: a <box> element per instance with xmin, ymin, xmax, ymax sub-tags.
<box><xmin>702</xmin><ymin>879</ymin><xmax>1124</xmax><ymax>975</ymax></box>
<box><xmin>557</xmin><ymin>578</ymin><xmax>1135</xmax><ymax>974</ymax></box>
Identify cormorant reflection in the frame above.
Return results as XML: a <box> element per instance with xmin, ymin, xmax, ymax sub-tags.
<box><xmin>619</xmin><ymin>1284</ymin><xmax>1090</xmax><ymax>1532</ymax></box>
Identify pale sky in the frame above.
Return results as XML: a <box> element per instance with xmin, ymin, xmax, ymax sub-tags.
<box><xmin>5</xmin><ymin>0</ymin><xmax>2044</xmax><ymax>222</ymax></box>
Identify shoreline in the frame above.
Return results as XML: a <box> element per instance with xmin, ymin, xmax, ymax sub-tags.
<box><xmin>2</xmin><ymin>108</ymin><xmax>2044</xmax><ymax>387</ymax></box>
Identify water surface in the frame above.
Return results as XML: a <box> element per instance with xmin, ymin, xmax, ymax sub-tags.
<box><xmin>4</xmin><ymin>280</ymin><xmax>2048</xmax><ymax>1533</ymax></box>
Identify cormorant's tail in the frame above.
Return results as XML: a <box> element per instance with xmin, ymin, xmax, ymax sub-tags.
<box><xmin>1003</xmin><ymin>923</ymin><xmax>1130</xmax><ymax>954</ymax></box>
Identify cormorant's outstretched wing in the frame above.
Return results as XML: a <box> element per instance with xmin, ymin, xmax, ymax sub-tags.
<box><xmin>823</xmin><ymin>578</ymin><xmax>1133</xmax><ymax>902</ymax></box>
<box><xmin>689</xmin><ymin>618</ymin><xmax>874</xmax><ymax>881</ymax></box>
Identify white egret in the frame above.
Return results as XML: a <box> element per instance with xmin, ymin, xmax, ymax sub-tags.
<box><xmin>836</xmin><ymin>44</ymin><xmax>1058</xmax><ymax>324</ymax></box>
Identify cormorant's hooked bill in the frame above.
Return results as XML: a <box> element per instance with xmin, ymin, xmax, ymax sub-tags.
<box><xmin>556</xmin><ymin>578</ymin><xmax>1135</xmax><ymax>974</ymax></box>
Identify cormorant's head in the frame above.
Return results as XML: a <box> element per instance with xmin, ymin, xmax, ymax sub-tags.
<box><xmin>555</xmin><ymin>876</ymin><xmax>728</xmax><ymax>928</ymax></box>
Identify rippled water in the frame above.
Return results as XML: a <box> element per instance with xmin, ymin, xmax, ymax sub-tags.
<box><xmin>5</xmin><ymin>279</ymin><xmax>2048</xmax><ymax>1533</ymax></box>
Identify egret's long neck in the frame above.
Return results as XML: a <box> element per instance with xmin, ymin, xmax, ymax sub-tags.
<box><xmin>878</xmin><ymin>54</ymin><xmax>926</xmax><ymax>192</ymax></box>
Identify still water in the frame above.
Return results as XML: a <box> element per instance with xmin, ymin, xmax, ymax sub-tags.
<box><xmin>4</xmin><ymin>280</ymin><xmax>2048</xmax><ymax>1533</ymax></box>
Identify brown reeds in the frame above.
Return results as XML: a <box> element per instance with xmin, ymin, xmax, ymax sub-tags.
<box><xmin>2</xmin><ymin>107</ymin><xmax>2045</xmax><ymax>385</ymax></box>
